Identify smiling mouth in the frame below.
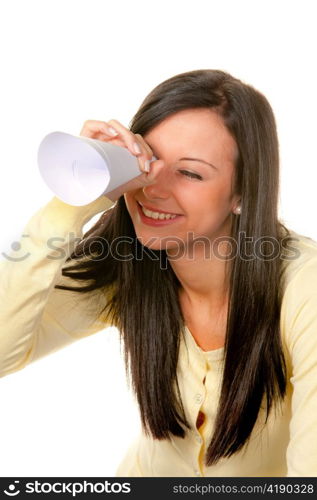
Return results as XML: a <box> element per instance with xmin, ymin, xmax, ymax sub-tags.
<box><xmin>137</xmin><ymin>201</ymin><xmax>182</xmax><ymax>221</ymax></box>
<box><xmin>137</xmin><ymin>201</ymin><xmax>181</xmax><ymax>215</ymax></box>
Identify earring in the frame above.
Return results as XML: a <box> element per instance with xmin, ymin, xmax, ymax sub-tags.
<box><xmin>233</xmin><ymin>205</ymin><xmax>241</xmax><ymax>215</ymax></box>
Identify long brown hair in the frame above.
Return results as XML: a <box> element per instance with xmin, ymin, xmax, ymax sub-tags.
<box><xmin>55</xmin><ymin>69</ymin><xmax>294</xmax><ymax>466</ymax></box>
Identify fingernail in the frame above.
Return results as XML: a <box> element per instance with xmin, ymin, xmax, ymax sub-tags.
<box><xmin>144</xmin><ymin>160</ymin><xmax>150</xmax><ymax>172</ymax></box>
<box><xmin>133</xmin><ymin>142</ymin><xmax>141</xmax><ymax>154</ymax></box>
<box><xmin>108</xmin><ymin>127</ymin><xmax>118</xmax><ymax>136</ymax></box>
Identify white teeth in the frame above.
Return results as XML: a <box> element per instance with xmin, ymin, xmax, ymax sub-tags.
<box><xmin>140</xmin><ymin>204</ymin><xmax>177</xmax><ymax>220</ymax></box>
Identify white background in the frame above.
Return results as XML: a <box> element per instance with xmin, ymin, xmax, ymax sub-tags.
<box><xmin>0</xmin><ymin>0</ymin><xmax>316</xmax><ymax>477</ymax></box>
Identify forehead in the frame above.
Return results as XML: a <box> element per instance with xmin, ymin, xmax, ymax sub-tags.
<box><xmin>144</xmin><ymin>108</ymin><xmax>238</xmax><ymax>166</ymax></box>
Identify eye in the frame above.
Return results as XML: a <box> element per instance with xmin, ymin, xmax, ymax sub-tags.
<box><xmin>179</xmin><ymin>170</ymin><xmax>203</xmax><ymax>180</ymax></box>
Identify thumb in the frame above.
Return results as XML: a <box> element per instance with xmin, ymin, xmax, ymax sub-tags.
<box><xmin>146</xmin><ymin>158</ymin><xmax>165</xmax><ymax>182</ymax></box>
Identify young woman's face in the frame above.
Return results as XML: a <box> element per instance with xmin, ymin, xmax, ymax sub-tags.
<box><xmin>124</xmin><ymin>108</ymin><xmax>240</xmax><ymax>252</ymax></box>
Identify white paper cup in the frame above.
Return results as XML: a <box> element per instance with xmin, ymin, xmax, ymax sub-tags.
<box><xmin>37</xmin><ymin>131</ymin><xmax>155</xmax><ymax>206</ymax></box>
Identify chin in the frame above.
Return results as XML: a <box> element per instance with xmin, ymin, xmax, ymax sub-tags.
<box><xmin>134</xmin><ymin>232</ymin><xmax>182</xmax><ymax>252</ymax></box>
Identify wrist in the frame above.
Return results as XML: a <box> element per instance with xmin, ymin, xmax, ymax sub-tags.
<box><xmin>105</xmin><ymin>186</ymin><xmax>123</xmax><ymax>202</ymax></box>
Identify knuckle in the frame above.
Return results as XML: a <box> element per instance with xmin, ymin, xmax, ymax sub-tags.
<box><xmin>134</xmin><ymin>133</ymin><xmax>146</xmax><ymax>145</ymax></box>
<box><xmin>107</xmin><ymin>118</ymin><xmax>120</xmax><ymax>126</ymax></box>
<box><xmin>134</xmin><ymin>134</ymin><xmax>152</xmax><ymax>156</ymax></box>
<box><xmin>138</xmin><ymin>159</ymin><xmax>144</xmax><ymax>171</ymax></box>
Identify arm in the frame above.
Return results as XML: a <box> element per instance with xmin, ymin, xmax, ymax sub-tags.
<box><xmin>281</xmin><ymin>256</ymin><xmax>317</xmax><ymax>476</ymax></box>
<box><xmin>0</xmin><ymin>195</ymin><xmax>115</xmax><ymax>378</ymax></box>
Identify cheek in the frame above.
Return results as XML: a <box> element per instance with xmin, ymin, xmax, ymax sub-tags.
<box><xmin>123</xmin><ymin>192</ymin><xmax>138</xmax><ymax>217</ymax></box>
<box><xmin>185</xmin><ymin>183</ymin><xmax>234</xmax><ymax>233</ymax></box>
<box><xmin>188</xmin><ymin>182</ymin><xmax>233</xmax><ymax>214</ymax></box>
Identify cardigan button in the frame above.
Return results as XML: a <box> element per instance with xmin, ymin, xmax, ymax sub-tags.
<box><xmin>194</xmin><ymin>393</ymin><xmax>203</xmax><ymax>404</ymax></box>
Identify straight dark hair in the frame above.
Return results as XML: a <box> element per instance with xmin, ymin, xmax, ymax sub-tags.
<box><xmin>55</xmin><ymin>69</ymin><xmax>293</xmax><ymax>466</ymax></box>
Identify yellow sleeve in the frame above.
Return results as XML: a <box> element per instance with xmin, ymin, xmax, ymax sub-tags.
<box><xmin>0</xmin><ymin>195</ymin><xmax>115</xmax><ymax>378</ymax></box>
<box><xmin>281</xmin><ymin>256</ymin><xmax>317</xmax><ymax>476</ymax></box>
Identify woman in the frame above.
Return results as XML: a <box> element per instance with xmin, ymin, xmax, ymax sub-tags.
<box><xmin>1</xmin><ymin>69</ymin><xmax>317</xmax><ymax>477</ymax></box>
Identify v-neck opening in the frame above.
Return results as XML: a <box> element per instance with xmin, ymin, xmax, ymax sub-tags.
<box><xmin>184</xmin><ymin>325</ymin><xmax>224</xmax><ymax>361</ymax></box>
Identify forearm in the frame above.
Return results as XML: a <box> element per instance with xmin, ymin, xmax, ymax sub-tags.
<box><xmin>0</xmin><ymin>195</ymin><xmax>114</xmax><ymax>377</ymax></box>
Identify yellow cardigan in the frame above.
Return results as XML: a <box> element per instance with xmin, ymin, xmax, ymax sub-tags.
<box><xmin>1</xmin><ymin>196</ymin><xmax>317</xmax><ymax>477</ymax></box>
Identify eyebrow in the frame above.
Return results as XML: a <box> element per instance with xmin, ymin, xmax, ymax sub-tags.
<box><xmin>147</xmin><ymin>142</ymin><xmax>218</xmax><ymax>170</ymax></box>
<box><xmin>179</xmin><ymin>157</ymin><xmax>218</xmax><ymax>169</ymax></box>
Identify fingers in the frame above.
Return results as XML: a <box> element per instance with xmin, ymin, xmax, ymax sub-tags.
<box><xmin>141</xmin><ymin>158</ymin><xmax>165</xmax><ymax>184</ymax></box>
<box><xmin>107</xmin><ymin>119</ymin><xmax>154</xmax><ymax>173</ymax></box>
<box><xmin>79</xmin><ymin>119</ymin><xmax>155</xmax><ymax>175</ymax></box>
<box><xmin>79</xmin><ymin>120</ymin><xmax>120</xmax><ymax>139</ymax></box>
<box><xmin>134</xmin><ymin>133</ymin><xmax>154</xmax><ymax>163</ymax></box>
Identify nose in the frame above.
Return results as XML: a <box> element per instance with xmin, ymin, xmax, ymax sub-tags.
<box><xmin>142</xmin><ymin>164</ymin><xmax>172</xmax><ymax>200</ymax></box>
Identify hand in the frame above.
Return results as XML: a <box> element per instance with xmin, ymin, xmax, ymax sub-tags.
<box><xmin>79</xmin><ymin>119</ymin><xmax>165</xmax><ymax>201</ymax></box>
